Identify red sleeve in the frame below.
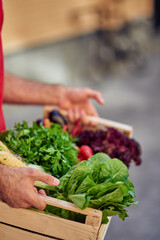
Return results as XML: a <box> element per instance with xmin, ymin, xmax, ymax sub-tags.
<box><xmin>0</xmin><ymin>0</ymin><xmax>6</xmax><ymax>131</ymax></box>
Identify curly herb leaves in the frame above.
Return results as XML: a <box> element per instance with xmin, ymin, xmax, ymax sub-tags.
<box><xmin>0</xmin><ymin>121</ymin><xmax>78</xmax><ymax>178</ymax></box>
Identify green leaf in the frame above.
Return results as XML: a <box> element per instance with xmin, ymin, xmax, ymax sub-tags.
<box><xmin>68</xmin><ymin>194</ymin><xmax>91</xmax><ymax>209</ymax></box>
<box><xmin>88</xmin><ymin>182</ymin><xmax>122</xmax><ymax>198</ymax></box>
<box><xmin>100</xmin><ymin>158</ymin><xmax>129</xmax><ymax>183</ymax></box>
<box><xmin>75</xmin><ymin>175</ymin><xmax>96</xmax><ymax>194</ymax></box>
<box><xmin>89</xmin><ymin>187</ymin><xmax>124</xmax><ymax>208</ymax></box>
<box><xmin>0</xmin><ymin>121</ymin><xmax>78</xmax><ymax>178</ymax></box>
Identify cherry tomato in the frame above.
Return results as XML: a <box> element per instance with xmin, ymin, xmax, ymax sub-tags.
<box><xmin>80</xmin><ymin>145</ymin><xmax>93</xmax><ymax>160</ymax></box>
<box><xmin>78</xmin><ymin>152</ymin><xmax>85</xmax><ymax>161</ymax></box>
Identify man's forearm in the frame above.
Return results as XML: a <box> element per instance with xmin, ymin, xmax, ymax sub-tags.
<box><xmin>3</xmin><ymin>72</ymin><xmax>67</xmax><ymax>106</ymax></box>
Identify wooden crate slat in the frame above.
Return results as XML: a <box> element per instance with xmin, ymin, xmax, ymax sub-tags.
<box><xmin>97</xmin><ymin>220</ymin><xmax>112</xmax><ymax>240</ymax></box>
<box><xmin>38</xmin><ymin>194</ymin><xmax>102</xmax><ymax>227</ymax></box>
<box><xmin>39</xmin><ymin>195</ymin><xmax>102</xmax><ymax>228</ymax></box>
<box><xmin>0</xmin><ymin>202</ymin><xmax>99</xmax><ymax>240</ymax></box>
<box><xmin>0</xmin><ymin>223</ymin><xmax>57</xmax><ymax>240</ymax></box>
<box><xmin>39</xmin><ymin>195</ymin><xmax>102</xmax><ymax>218</ymax></box>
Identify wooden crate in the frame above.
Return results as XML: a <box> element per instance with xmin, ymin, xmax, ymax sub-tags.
<box><xmin>0</xmin><ymin>106</ymin><xmax>133</xmax><ymax>240</ymax></box>
<box><xmin>0</xmin><ymin>196</ymin><xmax>111</xmax><ymax>240</ymax></box>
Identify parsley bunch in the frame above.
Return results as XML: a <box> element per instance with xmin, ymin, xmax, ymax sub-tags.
<box><xmin>0</xmin><ymin>121</ymin><xmax>78</xmax><ymax>178</ymax></box>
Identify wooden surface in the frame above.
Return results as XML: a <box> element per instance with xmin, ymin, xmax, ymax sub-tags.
<box><xmin>100</xmin><ymin>0</ymin><xmax>153</xmax><ymax>29</ymax></box>
<box><xmin>0</xmin><ymin>201</ymin><xmax>101</xmax><ymax>240</ymax></box>
<box><xmin>2</xmin><ymin>0</ymin><xmax>99</xmax><ymax>53</ymax></box>
<box><xmin>0</xmin><ymin>223</ymin><xmax>57</xmax><ymax>240</ymax></box>
<box><xmin>2</xmin><ymin>0</ymin><xmax>153</xmax><ymax>53</ymax></box>
<box><xmin>97</xmin><ymin>221</ymin><xmax>111</xmax><ymax>240</ymax></box>
<box><xmin>39</xmin><ymin>194</ymin><xmax>102</xmax><ymax>228</ymax></box>
<box><xmin>0</xmin><ymin>220</ymin><xmax>111</xmax><ymax>240</ymax></box>
<box><xmin>0</xmin><ymin>217</ymin><xmax>111</xmax><ymax>240</ymax></box>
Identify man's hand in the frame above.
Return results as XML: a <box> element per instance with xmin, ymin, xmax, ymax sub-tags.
<box><xmin>59</xmin><ymin>87</ymin><xmax>105</xmax><ymax>124</ymax></box>
<box><xmin>0</xmin><ymin>165</ymin><xmax>59</xmax><ymax>210</ymax></box>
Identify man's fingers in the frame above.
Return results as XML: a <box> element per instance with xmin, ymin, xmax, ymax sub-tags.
<box><xmin>27</xmin><ymin>168</ymin><xmax>60</xmax><ymax>186</ymax></box>
<box><xmin>29</xmin><ymin>192</ymin><xmax>47</xmax><ymax>211</ymax></box>
<box><xmin>85</xmin><ymin>102</ymin><xmax>99</xmax><ymax>117</ymax></box>
<box><xmin>34</xmin><ymin>187</ymin><xmax>46</xmax><ymax>196</ymax></box>
<box><xmin>34</xmin><ymin>187</ymin><xmax>38</xmax><ymax>194</ymax></box>
<box><xmin>38</xmin><ymin>189</ymin><xmax>46</xmax><ymax>196</ymax></box>
<box><xmin>68</xmin><ymin>109</ymin><xmax>74</xmax><ymax>123</ymax></box>
<box><xmin>73</xmin><ymin>108</ymin><xmax>80</xmax><ymax>121</ymax></box>
<box><xmin>84</xmin><ymin>88</ymin><xmax>105</xmax><ymax>105</ymax></box>
<box><xmin>68</xmin><ymin>108</ymin><xmax>81</xmax><ymax>122</ymax></box>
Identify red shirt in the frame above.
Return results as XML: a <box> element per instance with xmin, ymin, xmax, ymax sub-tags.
<box><xmin>0</xmin><ymin>0</ymin><xmax>6</xmax><ymax>131</ymax></box>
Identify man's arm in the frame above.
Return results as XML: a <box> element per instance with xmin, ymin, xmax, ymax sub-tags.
<box><xmin>3</xmin><ymin>72</ymin><xmax>104</xmax><ymax>123</ymax></box>
<box><xmin>3</xmin><ymin>72</ymin><xmax>66</xmax><ymax>105</ymax></box>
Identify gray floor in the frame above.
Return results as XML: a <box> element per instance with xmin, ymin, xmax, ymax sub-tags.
<box><xmin>3</xmin><ymin>33</ymin><xmax>160</xmax><ymax>240</ymax></box>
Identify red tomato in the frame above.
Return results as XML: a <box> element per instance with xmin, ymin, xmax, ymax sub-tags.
<box><xmin>78</xmin><ymin>152</ymin><xmax>85</xmax><ymax>161</ymax></box>
<box><xmin>80</xmin><ymin>145</ymin><xmax>93</xmax><ymax>160</ymax></box>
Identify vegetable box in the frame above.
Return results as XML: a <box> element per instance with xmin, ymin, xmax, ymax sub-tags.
<box><xmin>0</xmin><ymin>106</ymin><xmax>133</xmax><ymax>240</ymax></box>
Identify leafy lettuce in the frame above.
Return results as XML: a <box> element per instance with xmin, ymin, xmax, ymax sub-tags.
<box><xmin>47</xmin><ymin>153</ymin><xmax>138</xmax><ymax>223</ymax></box>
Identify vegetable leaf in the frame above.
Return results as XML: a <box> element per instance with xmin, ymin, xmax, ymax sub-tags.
<box><xmin>0</xmin><ymin>121</ymin><xmax>78</xmax><ymax>178</ymax></box>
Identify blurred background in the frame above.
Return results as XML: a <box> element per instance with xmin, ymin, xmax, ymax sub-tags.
<box><xmin>2</xmin><ymin>0</ymin><xmax>160</xmax><ymax>239</ymax></box>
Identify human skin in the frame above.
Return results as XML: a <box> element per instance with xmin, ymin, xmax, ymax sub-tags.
<box><xmin>3</xmin><ymin>72</ymin><xmax>104</xmax><ymax>123</ymax></box>
<box><xmin>0</xmin><ymin>165</ymin><xmax>60</xmax><ymax>210</ymax></box>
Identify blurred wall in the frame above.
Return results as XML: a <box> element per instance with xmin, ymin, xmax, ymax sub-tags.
<box><xmin>2</xmin><ymin>0</ymin><xmax>153</xmax><ymax>53</ymax></box>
